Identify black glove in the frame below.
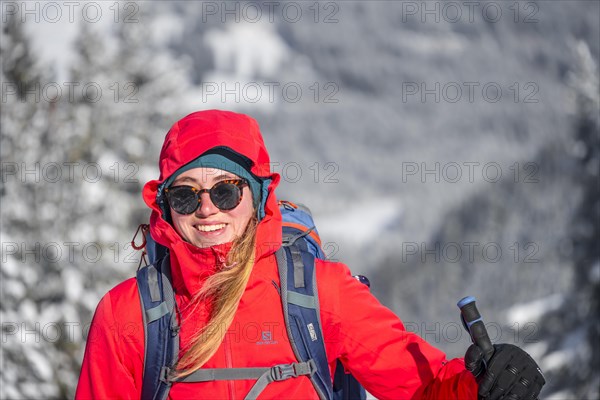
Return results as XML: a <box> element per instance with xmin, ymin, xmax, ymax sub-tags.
<box><xmin>465</xmin><ymin>343</ymin><xmax>545</xmax><ymax>400</ymax></box>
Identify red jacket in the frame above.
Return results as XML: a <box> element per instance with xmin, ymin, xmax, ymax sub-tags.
<box><xmin>76</xmin><ymin>110</ymin><xmax>477</xmax><ymax>399</ymax></box>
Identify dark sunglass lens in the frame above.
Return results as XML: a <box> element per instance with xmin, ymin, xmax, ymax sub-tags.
<box><xmin>167</xmin><ymin>187</ymin><xmax>199</xmax><ymax>214</ymax></box>
<box><xmin>210</xmin><ymin>182</ymin><xmax>241</xmax><ymax>210</ymax></box>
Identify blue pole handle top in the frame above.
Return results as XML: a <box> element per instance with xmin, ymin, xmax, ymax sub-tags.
<box><xmin>457</xmin><ymin>296</ymin><xmax>476</xmax><ymax>309</ymax></box>
<box><xmin>457</xmin><ymin>296</ymin><xmax>495</xmax><ymax>363</ymax></box>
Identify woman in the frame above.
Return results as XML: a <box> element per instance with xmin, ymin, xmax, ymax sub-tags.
<box><xmin>76</xmin><ymin>110</ymin><xmax>544</xmax><ymax>399</ymax></box>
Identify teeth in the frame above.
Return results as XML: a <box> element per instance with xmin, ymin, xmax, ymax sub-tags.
<box><xmin>196</xmin><ymin>224</ymin><xmax>226</xmax><ymax>232</ymax></box>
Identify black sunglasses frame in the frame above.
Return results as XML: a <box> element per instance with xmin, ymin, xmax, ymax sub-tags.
<box><xmin>165</xmin><ymin>179</ymin><xmax>248</xmax><ymax>215</ymax></box>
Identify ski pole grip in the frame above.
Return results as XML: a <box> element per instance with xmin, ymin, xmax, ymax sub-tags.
<box><xmin>457</xmin><ymin>296</ymin><xmax>495</xmax><ymax>363</ymax></box>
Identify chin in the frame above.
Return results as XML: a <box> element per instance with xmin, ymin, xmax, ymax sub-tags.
<box><xmin>190</xmin><ymin>236</ymin><xmax>231</xmax><ymax>249</ymax></box>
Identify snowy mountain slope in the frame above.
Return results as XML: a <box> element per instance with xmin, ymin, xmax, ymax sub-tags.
<box><xmin>1</xmin><ymin>0</ymin><xmax>598</xmax><ymax>398</ymax></box>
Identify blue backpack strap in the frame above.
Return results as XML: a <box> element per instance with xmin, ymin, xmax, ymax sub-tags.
<box><xmin>333</xmin><ymin>363</ymin><xmax>367</xmax><ymax>400</ymax></box>
<box><xmin>145</xmin><ymin>227</ymin><xmax>168</xmax><ymax>266</ymax></box>
<box><xmin>276</xmin><ymin>242</ymin><xmax>333</xmax><ymax>400</ymax></box>
<box><xmin>136</xmin><ymin>255</ymin><xmax>180</xmax><ymax>400</ymax></box>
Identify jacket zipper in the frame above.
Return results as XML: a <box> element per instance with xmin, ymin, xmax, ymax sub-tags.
<box><xmin>224</xmin><ymin>332</ymin><xmax>236</xmax><ymax>399</ymax></box>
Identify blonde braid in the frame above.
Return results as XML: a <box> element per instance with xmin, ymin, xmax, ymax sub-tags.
<box><xmin>171</xmin><ymin>217</ymin><xmax>258</xmax><ymax>379</ymax></box>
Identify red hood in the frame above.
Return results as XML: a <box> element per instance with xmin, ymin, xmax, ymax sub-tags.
<box><xmin>142</xmin><ymin>110</ymin><xmax>282</xmax><ymax>297</ymax></box>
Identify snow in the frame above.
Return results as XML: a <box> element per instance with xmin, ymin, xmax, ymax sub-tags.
<box><xmin>198</xmin><ymin>71</ymin><xmax>279</xmax><ymax>112</ymax></box>
<box><xmin>541</xmin><ymin>349</ymin><xmax>576</xmax><ymax>371</ymax></box>
<box><xmin>23</xmin><ymin>16</ymin><xmax>78</xmax><ymax>81</ymax></box>
<box><xmin>122</xmin><ymin>136</ymin><xmax>146</xmax><ymax>159</ymax></box>
<box><xmin>39</xmin><ymin>201</ymin><xmax>58</xmax><ymax>221</ymax></box>
<box><xmin>63</xmin><ymin>267</ymin><xmax>84</xmax><ymax>302</ymax></box>
<box><xmin>137</xmin><ymin>165</ymin><xmax>160</xmax><ymax>186</ymax></box>
<box><xmin>1</xmin><ymin>382</ymin><xmax>21</xmax><ymax>399</ymax></box>
<box><xmin>151</xmin><ymin>13</ymin><xmax>184</xmax><ymax>46</ymax></box>
<box><xmin>20</xmin><ymin>265</ymin><xmax>39</xmax><ymax>288</ymax></box>
<box><xmin>398</xmin><ymin>31</ymin><xmax>467</xmax><ymax>55</ymax></box>
<box><xmin>23</xmin><ymin>2</ymin><xmax>116</xmax><ymax>82</ymax></box>
<box><xmin>546</xmin><ymin>390</ymin><xmax>576</xmax><ymax>400</ymax></box>
<box><xmin>21</xmin><ymin>381</ymin><xmax>58</xmax><ymax>398</ymax></box>
<box><xmin>504</xmin><ymin>294</ymin><xmax>565</xmax><ymax>325</ymax></box>
<box><xmin>97</xmin><ymin>151</ymin><xmax>124</xmax><ymax>176</ymax></box>
<box><xmin>98</xmin><ymin>224</ymin><xmax>120</xmax><ymax>244</ymax></box>
<box><xmin>204</xmin><ymin>22</ymin><xmax>289</xmax><ymax>79</ymax></box>
<box><xmin>82</xmin><ymin>292</ymin><xmax>102</xmax><ymax>313</ymax></box>
<box><xmin>316</xmin><ymin>198</ymin><xmax>402</xmax><ymax>245</ymax></box>
<box><xmin>1</xmin><ymin>239</ymin><xmax>20</xmax><ymax>277</ymax></box>
<box><xmin>80</xmin><ymin>179</ymin><xmax>108</xmax><ymax>208</ymax></box>
<box><xmin>570</xmin><ymin>41</ymin><xmax>600</xmax><ymax>108</ymax></box>
<box><xmin>25</xmin><ymin>347</ymin><xmax>53</xmax><ymax>381</ymax></box>
<box><xmin>18</xmin><ymin>299</ymin><xmax>38</xmax><ymax>325</ymax></box>
<box><xmin>199</xmin><ymin>21</ymin><xmax>294</xmax><ymax>112</ymax></box>
<box><xmin>7</xmin><ymin>195</ymin><xmax>30</xmax><ymax>222</ymax></box>
<box><xmin>523</xmin><ymin>341</ymin><xmax>549</xmax><ymax>361</ymax></box>
<box><xmin>4</xmin><ymin>278</ymin><xmax>26</xmax><ymax>298</ymax></box>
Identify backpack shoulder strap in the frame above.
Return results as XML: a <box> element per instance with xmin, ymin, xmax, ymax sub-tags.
<box><xmin>276</xmin><ymin>242</ymin><xmax>333</xmax><ymax>400</ymax></box>
<box><xmin>137</xmin><ymin>250</ymin><xmax>316</xmax><ymax>400</ymax></box>
<box><xmin>136</xmin><ymin>255</ymin><xmax>180</xmax><ymax>400</ymax></box>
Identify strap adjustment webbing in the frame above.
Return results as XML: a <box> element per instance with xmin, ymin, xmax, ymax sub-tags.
<box><xmin>159</xmin><ymin>366</ymin><xmax>173</xmax><ymax>384</ymax></box>
<box><xmin>246</xmin><ymin>360</ymin><xmax>317</xmax><ymax>400</ymax></box>
<box><xmin>160</xmin><ymin>360</ymin><xmax>316</xmax><ymax>400</ymax></box>
<box><xmin>270</xmin><ymin>359</ymin><xmax>316</xmax><ymax>381</ymax></box>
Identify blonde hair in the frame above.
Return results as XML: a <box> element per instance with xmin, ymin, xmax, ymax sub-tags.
<box><xmin>171</xmin><ymin>217</ymin><xmax>258</xmax><ymax>379</ymax></box>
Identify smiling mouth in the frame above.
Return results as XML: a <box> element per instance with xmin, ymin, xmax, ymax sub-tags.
<box><xmin>195</xmin><ymin>223</ymin><xmax>227</xmax><ymax>232</ymax></box>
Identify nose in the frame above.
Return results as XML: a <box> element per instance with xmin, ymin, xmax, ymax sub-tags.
<box><xmin>195</xmin><ymin>192</ymin><xmax>219</xmax><ymax>217</ymax></box>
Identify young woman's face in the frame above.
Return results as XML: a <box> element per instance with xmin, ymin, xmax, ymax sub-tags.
<box><xmin>168</xmin><ymin>167</ymin><xmax>254</xmax><ymax>248</ymax></box>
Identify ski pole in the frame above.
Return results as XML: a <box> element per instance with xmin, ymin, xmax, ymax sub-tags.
<box><xmin>457</xmin><ymin>296</ymin><xmax>495</xmax><ymax>363</ymax></box>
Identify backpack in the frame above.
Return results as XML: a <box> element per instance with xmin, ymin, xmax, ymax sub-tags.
<box><xmin>132</xmin><ymin>201</ymin><xmax>368</xmax><ymax>400</ymax></box>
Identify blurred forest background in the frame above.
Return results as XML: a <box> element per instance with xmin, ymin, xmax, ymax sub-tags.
<box><xmin>1</xmin><ymin>1</ymin><xmax>598</xmax><ymax>398</ymax></box>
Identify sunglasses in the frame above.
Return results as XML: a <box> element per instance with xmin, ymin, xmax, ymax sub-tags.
<box><xmin>165</xmin><ymin>179</ymin><xmax>248</xmax><ymax>215</ymax></box>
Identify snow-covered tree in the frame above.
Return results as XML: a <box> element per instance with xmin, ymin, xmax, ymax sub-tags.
<box><xmin>1</xmin><ymin>4</ymin><xmax>190</xmax><ymax>397</ymax></box>
<box><xmin>531</xmin><ymin>40</ymin><xmax>600</xmax><ymax>400</ymax></box>
<box><xmin>1</xmin><ymin>11</ymin><xmax>78</xmax><ymax>398</ymax></box>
